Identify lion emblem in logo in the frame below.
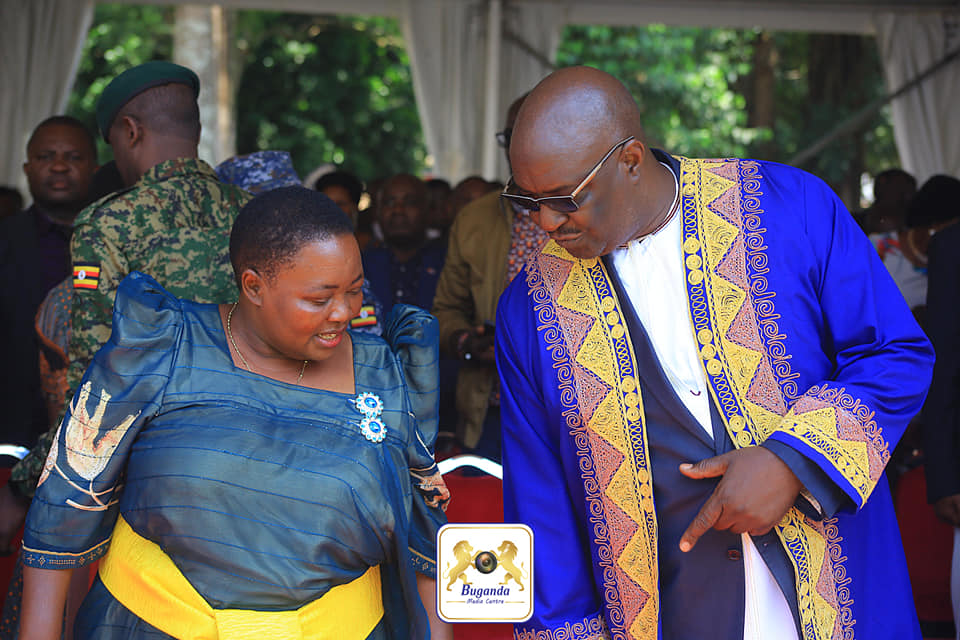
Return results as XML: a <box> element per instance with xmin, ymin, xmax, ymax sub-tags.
<box><xmin>444</xmin><ymin>540</ymin><xmax>476</xmax><ymax>591</ymax></box>
<box><xmin>497</xmin><ymin>540</ymin><xmax>527</xmax><ymax>591</ymax></box>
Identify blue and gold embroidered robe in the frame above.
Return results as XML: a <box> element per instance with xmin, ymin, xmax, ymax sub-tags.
<box><xmin>495</xmin><ymin>157</ymin><xmax>933</xmax><ymax>640</ymax></box>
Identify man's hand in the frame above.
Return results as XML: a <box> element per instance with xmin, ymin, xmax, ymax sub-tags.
<box><xmin>454</xmin><ymin>325</ymin><xmax>496</xmax><ymax>364</ymax></box>
<box><xmin>678</xmin><ymin>446</ymin><xmax>802</xmax><ymax>552</ymax></box>
<box><xmin>0</xmin><ymin>483</ymin><xmax>29</xmax><ymax>553</ymax></box>
<box><xmin>933</xmin><ymin>494</ymin><xmax>960</xmax><ymax>528</ymax></box>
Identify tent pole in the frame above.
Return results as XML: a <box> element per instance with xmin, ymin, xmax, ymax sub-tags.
<box><xmin>481</xmin><ymin>0</ymin><xmax>503</xmax><ymax>180</ymax></box>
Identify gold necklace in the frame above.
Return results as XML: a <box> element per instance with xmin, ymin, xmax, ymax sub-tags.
<box><xmin>227</xmin><ymin>302</ymin><xmax>308</xmax><ymax>384</ymax></box>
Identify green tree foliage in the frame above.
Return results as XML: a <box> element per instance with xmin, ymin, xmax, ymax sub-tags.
<box><xmin>555</xmin><ymin>25</ymin><xmax>898</xmax><ymax>204</ymax></box>
<box><xmin>67</xmin><ymin>7</ymin><xmax>897</xmax><ymax>205</ymax></box>
<box><xmin>67</xmin><ymin>5</ymin><xmax>174</xmax><ymax>161</ymax></box>
<box><xmin>556</xmin><ymin>25</ymin><xmax>761</xmax><ymax>158</ymax></box>
<box><xmin>234</xmin><ymin>12</ymin><xmax>427</xmax><ymax>182</ymax></box>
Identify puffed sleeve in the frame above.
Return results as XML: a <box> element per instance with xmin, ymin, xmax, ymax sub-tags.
<box><xmin>383</xmin><ymin>304</ymin><xmax>449</xmax><ymax>578</ymax></box>
<box><xmin>22</xmin><ymin>272</ymin><xmax>181</xmax><ymax>569</ymax></box>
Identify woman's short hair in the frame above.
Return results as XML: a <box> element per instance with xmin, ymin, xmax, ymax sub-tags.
<box><xmin>230</xmin><ymin>186</ymin><xmax>354</xmax><ymax>284</ymax></box>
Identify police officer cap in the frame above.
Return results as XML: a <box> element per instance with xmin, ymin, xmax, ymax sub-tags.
<box><xmin>96</xmin><ymin>61</ymin><xmax>200</xmax><ymax>142</ymax></box>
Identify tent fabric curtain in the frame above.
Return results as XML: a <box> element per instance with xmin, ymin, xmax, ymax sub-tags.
<box><xmin>0</xmin><ymin>0</ymin><xmax>94</xmax><ymax>196</ymax></box>
<box><xmin>400</xmin><ymin>0</ymin><xmax>561</xmax><ymax>183</ymax></box>
<box><xmin>875</xmin><ymin>11</ymin><xmax>960</xmax><ymax>184</ymax></box>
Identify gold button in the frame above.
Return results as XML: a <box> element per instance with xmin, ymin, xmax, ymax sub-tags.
<box><xmin>687</xmin><ymin>270</ymin><xmax>704</xmax><ymax>285</ymax></box>
<box><xmin>626</xmin><ymin>407</ymin><xmax>641</xmax><ymax>422</ymax></box>
<box><xmin>683</xmin><ymin>237</ymin><xmax>701</xmax><ymax>254</ymax></box>
<box><xmin>611</xmin><ymin>324</ymin><xmax>625</xmax><ymax>340</ymax></box>
<box><xmin>624</xmin><ymin>392</ymin><xmax>640</xmax><ymax>407</ymax></box>
<box><xmin>706</xmin><ymin>359</ymin><xmax>722</xmax><ymax>375</ymax></box>
<box><xmin>620</xmin><ymin>376</ymin><xmax>637</xmax><ymax>393</ymax></box>
<box><xmin>697</xmin><ymin>329</ymin><xmax>713</xmax><ymax>344</ymax></box>
<box><xmin>601</xmin><ymin>296</ymin><xmax>616</xmax><ymax>313</ymax></box>
<box><xmin>700</xmin><ymin>344</ymin><xmax>716</xmax><ymax>360</ymax></box>
<box><xmin>685</xmin><ymin>254</ymin><xmax>703</xmax><ymax>270</ymax></box>
<box><xmin>606</xmin><ymin>311</ymin><xmax>620</xmax><ymax>326</ymax></box>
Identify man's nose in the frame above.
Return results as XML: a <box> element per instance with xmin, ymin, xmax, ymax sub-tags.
<box><xmin>531</xmin><ymin>206</ymin><xmax>567</xmax><ymax>233</ymax></box>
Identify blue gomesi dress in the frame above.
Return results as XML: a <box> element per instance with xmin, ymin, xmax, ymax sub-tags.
<box><xmin>22</xmin><ymin>272</ymin><xmax>447</xmax><ymax>639</ymax></box>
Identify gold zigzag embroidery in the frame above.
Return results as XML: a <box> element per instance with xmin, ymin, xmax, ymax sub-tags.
<box><xmin>681</xmin><ymin>157</ymin><xmax>851</xmax><ymax>640</ymax></box>
<box><xmin>546</xmin><ymin>249</ymin><xmax>659</xmax><ymax>640</ymax></box>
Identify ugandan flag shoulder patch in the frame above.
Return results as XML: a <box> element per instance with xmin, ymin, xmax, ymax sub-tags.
<box><xmin>351</xmin><ymin>305</ymin><xmax>378</xmax><ymax>328</ymax></box>
<box><xmin>73</xmin><ymin>263</ymin><xmax>101</xmax><ymax>290</ymax></box>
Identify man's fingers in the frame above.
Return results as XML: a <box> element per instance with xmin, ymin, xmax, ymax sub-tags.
<box><xmin>679</xmin><ymin>493</ymin><xmax>723</xmax><ymax>552</ymax></box>
<box><xmin>679</xmin><ymin>452</ymin><xmax>731</xmax><ymax>480</ymax></box>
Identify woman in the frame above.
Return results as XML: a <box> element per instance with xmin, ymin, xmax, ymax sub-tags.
<box><xmin>20</xmin><ymin>187</ymin><xmax>450</xmax><ymax>639</ymax></box>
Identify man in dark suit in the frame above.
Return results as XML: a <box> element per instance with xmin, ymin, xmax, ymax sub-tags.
<box><xmin>923</xmin><ymin>217</ymin><xmax>960</xmax><ymax>638</ymax></box>
<box><xmin>0</xmin><ymin>116</ymin><xmax>97</xmax><ymax>449</ymax></box>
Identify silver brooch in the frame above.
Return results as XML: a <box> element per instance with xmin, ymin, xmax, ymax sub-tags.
<box><xmin>354</xmin><ymin>392</ymin><xmax>386</xmax><ymax>443</ymax></box>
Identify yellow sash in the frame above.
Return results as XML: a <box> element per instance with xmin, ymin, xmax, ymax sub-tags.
<box><xmin>99</xmin><ymin>516</ymin><xmax>383</xmax><ymax>639</ymax></box>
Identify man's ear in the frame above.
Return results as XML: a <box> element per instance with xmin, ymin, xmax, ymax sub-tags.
<box><xmin>622</xmin><ymin>139</ymin><xmax>647</xmax><ymax>182</ymax></box>
<box><xmin>240</xmin><ymin>268</ymin><xmax>266</xmax><ymax>307</ymax></box>
<box><xmin>117</xmin><ymin>114</ymin><xmax>145</xmax><ymax>148</ymax></box>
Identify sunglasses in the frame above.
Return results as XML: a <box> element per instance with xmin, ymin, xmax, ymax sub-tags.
<box><xmin>500</xmin><ymin>136</ymin><xmax>635</xmax><ymax>214</ymax></box>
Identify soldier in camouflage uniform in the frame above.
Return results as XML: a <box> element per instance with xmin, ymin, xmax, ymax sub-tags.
<box><xmin>0</xmin><ymin>62</ymin><xmax>251</xmax><ymax>536</ymax></box>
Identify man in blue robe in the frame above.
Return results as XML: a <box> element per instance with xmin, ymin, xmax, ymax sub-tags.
<box><xmin>495</xmin><ymin>66</ymin><xmax>933</xmax><ymax>640</ymax></box>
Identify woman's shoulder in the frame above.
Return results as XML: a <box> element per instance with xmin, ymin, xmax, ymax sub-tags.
<box><xmin>112</xmin><ymin>272</ymin><xmax>189</xmax><ymax>346</ymax></box>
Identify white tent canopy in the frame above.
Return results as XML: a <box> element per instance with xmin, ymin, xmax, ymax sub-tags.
<box><xmin>2</xmin><ymin>0</ymin><xmax>958</xmax><ymax>194</ymax></box>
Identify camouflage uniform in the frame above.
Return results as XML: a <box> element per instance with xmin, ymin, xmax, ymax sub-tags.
<box><xmin>9</xmin><ymin>157</ymin><xmax>251</xmax><ymax>498</ymax></box>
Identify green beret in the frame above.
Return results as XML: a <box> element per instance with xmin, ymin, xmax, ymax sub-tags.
<box><xmin>96</xmin><ymin>61</ymin><xmax>200</xmax><ymax>142</ymax></box>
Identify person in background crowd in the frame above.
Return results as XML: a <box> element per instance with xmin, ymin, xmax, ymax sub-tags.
<box><xmin>362</xmin><ymin>174</ymin><xmax>445</xmax><ymax>314</ymax></box>
<box><xmin>432</xmin><ymin>93</ymin><xmax>546</xmax><ymax>463</ymax></box>
<box><xmin>314</xmin><ymin>169</ymin><xmax>369</xmax><ymax>247</ymax></box>
<box><xmin>857</xmin><ymin>168</ymin><xmax>916</xmax><ymax>234</ymax></box>
<box><xmin>0</xmin><ymin>187</ymin><xmax>23</xmax><ymax>221</ymax></box>
<box><xmin>0</xmin><ymin>158</ymin><xmax>127</xmax><ymax>639</ymax></box>
<box><xmin>922</xmin><ymin>199</ymin><xmax>960</xmax><ymax>640</ymax></box>
<box><xmin>214</xmin><ymin>149</ymin><xmax>301</xmax><ymax>194</ymax></box>
<box><xmin>0</xmin><ymin>116</ymin><xmax>98</xmax><ymax>449</ymax></box>
<box><xmin>424</xmin><ymin>177</ymin><xmax>452</xmax><ymax>244</ymax></box>
<box><xmin>872</xmin><ymin>174</ymin><xmax>960</xmax><ymax>323</ymax></box>
<box><xmin>444</xmin><ymin>175</ymin><xmax>497</xmax><ymax>232</ymax></box>
<box><xmin>0</xmin><ymin>61</ymin><xmax>251</xmax><ymax>556</ymax></box>
<box><xmin>496</xmin><ymin>66</ymin><xmax>932</xmax><ymax>639</ymax></box>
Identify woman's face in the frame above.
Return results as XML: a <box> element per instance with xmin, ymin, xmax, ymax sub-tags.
<box><xmin>256</xmin><ymin>233</ymin><xmax>364</xmax><ymax>362</ymax></box>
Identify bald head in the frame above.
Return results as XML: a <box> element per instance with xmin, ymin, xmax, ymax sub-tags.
<box><xmin>506</xmin><ymin>67</ymin><xmax>677</xmax><ymax>259</ymax></box>
<box><xmin>511</xmin><ymin>66</ymin><xmax>643</xmax><ymax>164</ymax></box>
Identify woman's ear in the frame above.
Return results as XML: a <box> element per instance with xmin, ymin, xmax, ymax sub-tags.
<box><xmin>240</xmin><ymin>268</ymin><xmax>266</xmax><ymax>307</ymax></box>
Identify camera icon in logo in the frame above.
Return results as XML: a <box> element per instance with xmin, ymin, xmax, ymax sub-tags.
<box><xmin>475</xmin><ymin>550</ymin><xmax>498</xmax><ymax>574</ymax></box>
